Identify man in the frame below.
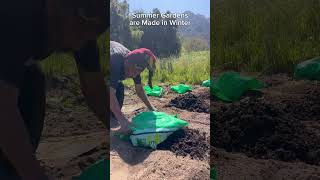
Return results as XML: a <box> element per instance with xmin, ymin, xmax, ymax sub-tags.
<box><xmin>110</xmin><ymin>41</ymin><xmax>158</xmax><ymax>134</ymax></box>
<box><xmin>0</xmin><ymin>0</ymin><xmax>108</xmax><ymax>179</ymax></box>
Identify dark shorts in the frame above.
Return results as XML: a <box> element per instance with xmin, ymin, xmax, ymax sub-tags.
<box><xmin>110</xmin><ymin>81</ymin><xmax>124</xmax><ymax>119</ymax></box>
<box><xmin>116</xmin><ymin>82</ymin><xmax>125</xmax><ymax>109</ymax></box>
<box><xmin>0</xmin><ymin>64</ymin><xmax>46</xmax><ymax>179</ymax></box>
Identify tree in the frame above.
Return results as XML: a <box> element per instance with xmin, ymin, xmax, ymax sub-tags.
<box><xmin>163</xmin><ymin>11</ymin><xmax>181</xmax><ymax>57</ymax></box>
<box><xmin>140</xmin><ymin>9</ymin><xmax>181</xmax><ymax>58</ymax></box>
<box><xmin>110</xmin><ymin>0</ymin><xmax>133</xmax><ymax>48</ymax></box>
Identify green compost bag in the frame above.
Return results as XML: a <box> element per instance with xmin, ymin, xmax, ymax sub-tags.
<box><xmin>294</xmin><ymin>57</ymin><xmax>320</xmax><ymax>80</ymax></box>
<box><xmin>202</xmin><ymin>80</ymin><xmax>211</xmax><ymax>87</ymax></box>
<box><xmin>129</xmin><ymin>111</ymin><xmax>189</xmax><ymax>149</ymax></box>
<box><xmin>170</xmin><ymin>84</ymin><xmax>192</xmax><ymax>94</ymax></box>
<box><xmin>210</xmin><ymin>168</ymin><xmax>217</xmax><ymax>180</ymax></box>
<box><xmin>212</xmin><ymin>71</ymin><xmax>264</xmax><ymax>102</ymax></box>
<box><xmin>144</xmin><ymin>85</ymin><xmax>163</xmax><ymax>97</ymax></box>
<box><xmin>73</xmin><ymin>159</ymin><xmax>109</xmax><ymax>180</ymax></box>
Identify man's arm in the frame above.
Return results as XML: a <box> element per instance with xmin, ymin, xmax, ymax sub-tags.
<box><xmin>110</xmin><ymin>87</ymin><xmax>131</xmax><ymax>132</ymax></box>
<box><xmin>135</xmin><ymin>83</ymin><xmax>156</xmax><ymax>111</ymax></box>
<box><xmin>0</xmin><ymin>81</ymin><xmax>48</xmax><ymax>180</ymax></box>
<box><xmin>77</xmin><ymin>70</ymin><xmax>108</xmax><ymax>126</ymax></box>
<box><xmin>74</xmin><ymin>41</ymin><xmax>108</xmax><ymax>127</ymax></box>
<box><xmin>110</xmin><ymin>87</ymin><xmax>126</xmax><ymax>122</ymax></box>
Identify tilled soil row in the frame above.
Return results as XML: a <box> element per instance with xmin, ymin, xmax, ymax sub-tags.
<box><xmin>212</xmin><ymin>96</ymin><xmax>320</xmax><ymax>165</ymax></box>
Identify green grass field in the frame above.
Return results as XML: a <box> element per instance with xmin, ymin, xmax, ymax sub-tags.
<box><xmin>212</xmin><ymin>0</ymin><xmax>320</xmax><ymax>73</ymax></box>
<box><xmin>41</xmin><ymin>32</ymin><xmax>109</xmax><ymax>77</ymax></box>
<box><xmin>41</xmin><ymin>38</ymin><xmax>210</xmax><ymax>86</ymax></box>
<box><xmin>123</xmin><ymin>51</ymin><xmax>210</xmax><ymax>86</ymax></box>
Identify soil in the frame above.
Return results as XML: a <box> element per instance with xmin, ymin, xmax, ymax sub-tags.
<box><xmin>168</xmin><ymin>92</ymin><xmax>210</xmax><ymax>113</ymax></box>
<box><xmin>211</xmin><ymin>147</ymin><xmax>320</xmax><ymax>180</ymax></box>
<box><xmin>157</xmin><ymin>128</ymin><xmax>210</xmax><ymax>160</ymax></box>
<box><xmin>36</xmin><ymin>75</ymin><xmax>107</xmax><ymax>180</ymax></box>
<box><xmin>111</xmin><ymin>86</ymin><xmax>211</xmax><ymax>180</ymax></box>
<box><xmin>38</xmin><ymin>76</ymin><xmax>211</xmax><ymax>180</ymax></box>
<box><xmin>212</xmin><ymin>97</ymin><xmax>320</xmax><ymax>165</ymax></box>
<box><xmin>37</xmin><ymin>72</ymin><xmax>320</xmax><ymax>179</ymax></box>
<box><xmin>211</xmin><ymin>73</ymin><xmax>320</xmax><ymax>179</ymax></box>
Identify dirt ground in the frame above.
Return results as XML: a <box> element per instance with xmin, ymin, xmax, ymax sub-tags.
<box><xmin>211</xmin><ymin>73</ymin><xmax>320</xmax><ymax>180</ymax></box>
<box><xmin>36</xmin><ymin>76</ymin><xmax>210</xmax><ymax>179</ymax></box>
<box><xmin>36</xmin><ymin>76</ymin><xmax>107</xmax><ymax>180</ymax></box>
<box><xmin>110</xmin><ymin>85</ymin><xmax>210</xmax><ymax>180</ymax></box>
<box><xmin>36</xmin><ymin>73</ymin><xmax>320</xmax><ymax>179</ymax></box>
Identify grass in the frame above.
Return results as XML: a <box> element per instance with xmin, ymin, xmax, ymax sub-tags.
<box><xmin>40</xmin><ymin>31</ymin><xmax>109</xmax><ymax>77</ymax></box>
<box><xmin>41</xmin><ymin>34</ymin><xmax>210</xmax><ymax>87</ymax></box>
<box><xmin>41</xmin><ymin>52</ymin><xmax>76</xmax><ymax>76</ymax></box>
<box><xmin>123</xmin><ymin>51</ymin><xmax>210</xmax><ymax>87</ymax></box>
<box><xmin>212</xmin><ymin>0</ymin><xmax>320</xmax><ymax>73</ymax></box>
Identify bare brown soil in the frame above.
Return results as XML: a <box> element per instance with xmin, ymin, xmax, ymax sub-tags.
<box><xmin>211</xmin><ymin>74</ymin><xmax>320</xmax><ymax>180</ymax></box>
<box><xmin>36</xmin><ymin>76</ymin><xmax>107</xmax><ymax>180</ymax></box>
<box><xmin>111</xmin><ymin>85</ymin><xmax>210</xmax><ymax>180</ymax></box>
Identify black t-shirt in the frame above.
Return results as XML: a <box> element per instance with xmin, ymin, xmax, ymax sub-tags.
<box><xmin>110</xmin><ymin>41</ymin><xmax>141</xmax><ymax>89</ymax></box>
<box><xmin>0</xmin><ymin>0</ymin><xmax>100</xmax><ymax>88</ymax></box>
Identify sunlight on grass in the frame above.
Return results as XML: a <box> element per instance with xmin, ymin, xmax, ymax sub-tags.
<box><xmin>41</xmin><ymin>32</ymin><xmax>209</xmax><ymax>87</ymax></box>
<box><xmin>123</xmin><ymin>51</ymin><xmax>210</xmax><ymax>86</ymax></box>
<box><xmin>41</xmin><ymin>31</ymin><xmax>109</xmax><ymax>77</ymax></box>
<box><xmin>213</xmin><ymin>0</ymin><xmax>320</xmax><ymax>73</ymax></box>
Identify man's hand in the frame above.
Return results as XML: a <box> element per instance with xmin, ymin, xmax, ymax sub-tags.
<box><xmin>117</xmin><ymin>117</ymin><xmax>132</xmax><ymax>134</ymax></box>
<box><xmin>110</xmin><ymin>87</ymin><xmax>132</xmax><ymax>135</ymax></box>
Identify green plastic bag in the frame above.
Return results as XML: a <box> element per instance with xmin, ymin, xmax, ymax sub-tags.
<box><xmin>73</xmin><ymin>159</ymin><xmax>109</xmax><ymax>180</ymax></box>
<box><xmin>202</xmin><ymin>80</ymin><xmax>211</xmax><ymax>87</ymax></box>
<box><xmin>170</xmin><ymin>84</ymin><xmax>192</xmax><ymax>94</ymax></box>
<box><xmin>129</xmin><ymin>111</ymin><xmax>189</xmax><ymax>149</ymax></box>
<box><xmin>210</xmin><ymin>168</ymin><xmax>217</xmax><ymax>180</ymax></box>
<box><xmin>212</xmin><ymin>72</ymin><xmax>264</xmax><ymax>102</ymax></box>
<box><xmin>294</xmin><ymin>57</ymin><xmax>320</xmax><ymax>80</ymax></box>
<box><xmin>144</xmin><ymin>85</ymin><xmax>163</xmax><ymax>97</ymax></box>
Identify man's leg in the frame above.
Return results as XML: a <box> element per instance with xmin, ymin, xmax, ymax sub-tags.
<box><xmin>111</xmin><ymin>82</ymin><xmax>125</xmax><ymax>116</ymax></box>
<box><xmin>110</xmin><ymin>82</ymin><xmax>125</xmax><ymax>127</ymax></box>
<box><xmin>116</xmin><ymin>82</ymin><xmax>125</xmax><ymax>109</ymax></box>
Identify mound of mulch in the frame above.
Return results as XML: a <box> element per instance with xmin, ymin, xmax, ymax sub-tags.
<box><xmin>211</xmin><ymin>97</ymin><xmax>320</xmax><ymax>165</ymax></box>
<box><xmin>157</xmin><ymin>128</ymin><xmax>210</xmax><ymax>160</ymax></box>
<box><xmin>168</xmin><ymin>93</ymin><xmax>209</xmax><ymax>113</ymax></box>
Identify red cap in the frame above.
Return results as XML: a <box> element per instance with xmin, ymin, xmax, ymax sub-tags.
<box><xmin>126</xmin><ymin>48</ymin><xmax>157</xmax><ymax>62</ymax></box>
<box><xmin>125</xmin><ymin>48</ymin><xmax>157</xmax><ymax>88</ymax></box>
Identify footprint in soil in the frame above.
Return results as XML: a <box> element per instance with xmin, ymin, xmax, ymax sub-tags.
<box><xmin>157</xmin><ymin>128</ymin><xmax>209</xmax><ymax>160</ymax></box>
<box><xmin>167</xmin><ymin>93</ymin><xmax>209</xmax><ymax>113</ymax></box>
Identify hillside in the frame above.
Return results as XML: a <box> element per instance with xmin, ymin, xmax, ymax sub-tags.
<box><xmin>178</xmin><ymin>11</ymin><xmax>210</xmax><ymax>45</ymax></box>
